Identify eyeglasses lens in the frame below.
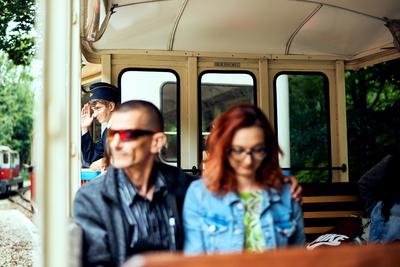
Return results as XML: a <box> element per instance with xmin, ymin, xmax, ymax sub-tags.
<box><xmin>230</xmin><ymin>147</ymin><xmax>267</xmax><ymax>161</ymax></box>
<box><xmin>108</xmin><ymin>129</ymin><xmax>155</xmax><ymax>142</ymax></box>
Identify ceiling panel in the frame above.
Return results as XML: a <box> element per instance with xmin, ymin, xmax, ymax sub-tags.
<box><xmin>290</xmin><ymin>6</ymin><xmax>392</xmax><ymax>56</ymax></box>
<box><xmin>88</xmin><ymin>0</ymin><xmax>400</xmax><ymax>58</ymax></box>
<box><xmin>317</xmin><ymin>0</ymin><xmax>400</xmax><ymax>19</ymax></box>
<box><xmin>94</xmin><ymin>0</ymin><xmax>184</xmax><ymax>50</ymax></box>
<box><xmin>173</xmin><ymin>0</ymin><xmax>317</xmax><ymax>54</ymax></box>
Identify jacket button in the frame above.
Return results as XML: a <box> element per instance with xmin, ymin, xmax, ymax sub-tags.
<box><xmin>236</xmin><ymin>203</ymin><xmax>244</xmax><ymax>210</ymax></box>
<box><xmin>234</xmin><ymin>228</ymin><xmax>242</xmax><ymax>235</ymax></box>
<box><xmin>208</xmin><ymin>225</ymin><xmax>216</xmax><ymax>233</ymax></box>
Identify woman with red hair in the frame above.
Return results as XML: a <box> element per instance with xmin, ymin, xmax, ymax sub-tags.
<box><xmin>183</xmin><ymin>105</ymin><xmax>305</xmax><ymax>254</ymax></box>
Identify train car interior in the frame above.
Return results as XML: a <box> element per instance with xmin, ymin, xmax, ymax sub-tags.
<box><xmin>34</xmin><ymin>0</ymin><xmax>400</xmax><ymax>266</ymax></box>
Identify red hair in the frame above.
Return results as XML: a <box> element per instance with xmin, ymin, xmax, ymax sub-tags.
<box><xmin>203</xmin><ymin>105</ymin><xmax>284</xmax><ymax>195</ymax></box>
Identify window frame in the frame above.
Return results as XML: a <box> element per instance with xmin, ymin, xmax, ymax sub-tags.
<box><xmin>197</xmin><ymin>70</ymin><xmax>257</xmax><ymax>166</ymax></box>
<box><xmin>3</xmin><ymin>153</ymin><xmax>9</xmax><ymax>165</ymax></box>
<box><xmin>273</xmin><ymin>71</ymin><xmax>333</xmax><ymax>182</ymax></box>
<box><xmin>118</xmin><ymin>67</ymin><xmax>181</xmax><ymax>167</ymax></box>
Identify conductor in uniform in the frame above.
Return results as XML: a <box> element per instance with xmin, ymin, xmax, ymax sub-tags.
<box><xmin>81</xmin><ymin>82</ymin><xmax>120</xmax><ymax>169</ymax></box>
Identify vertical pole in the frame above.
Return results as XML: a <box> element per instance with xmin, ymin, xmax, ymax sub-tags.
<box><xmin>68</xmin><ymin>0</ymin><xmax>82</xmax><ymax>213</ymax></box>
<box><xmin>185</xmin><ymin>57</ymin><xmax>198</xmax><ymax>169</ymax></box>
<box><xmin>334</xmin><ymin>61</ymin><xmax>349</xmax><ymax>182</ymax></box>
<box><xmin>258</xmin><ymin>59</ymin><xmax>269</xmax><ymax>116</ymax></box>
<box><xmin>35</xmin><ymin>0</ymin><xmax>80</xmax><ymax>266</ymax></box>
<box><xmin>276</xmin><ymin>75</ymin><xmax>291</xmax><ymax>169</ymax></box>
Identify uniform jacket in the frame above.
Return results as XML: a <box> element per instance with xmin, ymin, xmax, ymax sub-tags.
<box><xmin>73</xmin><ymin>163</ymin><xmax>196</xmax><ymax>267</ymax></box>
<box><xmin>183</xmin><ymin>179</ymin><xmax>305</xmax><ymax>254</ymax></box>
<box><xmin>81</xmin><ymin>128</ymin><xmax>108</xmax><ymax>164</ymax></box>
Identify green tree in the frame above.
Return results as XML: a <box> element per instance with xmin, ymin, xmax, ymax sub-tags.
<box><xmin>286</xmin><ymin>74</ymin><xmax>331</xmax><ymax>183</ymax></box>
<box><xmin>346</xmin><ymin>59</ymin><xmax>400</xmax><ymax>181</ymax></box>
<box><xmin>0</xmin><ymin>0</ymin><xmax>35</xmax><ymax>66</ymax></box>
<box><xmin>0</xmin><ymin>52</ymin><xmax>34</xmax><ymax>164</ymax></box>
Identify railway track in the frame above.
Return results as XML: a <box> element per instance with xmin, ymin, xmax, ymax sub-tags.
<box><xmin>2</xmin><ymin>186</ymin><xmax>34</xmax><ymax>219</ymax></box>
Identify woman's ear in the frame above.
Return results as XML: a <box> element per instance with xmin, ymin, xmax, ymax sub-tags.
<box><xmin>150</xmin><ymin>132</ymin><xmax>167</xmax><ymax>154</ymax></box>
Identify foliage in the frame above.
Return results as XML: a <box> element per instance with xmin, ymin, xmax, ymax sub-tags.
<box><xmin>285</xmin><ymin>59</ymin><xmax>400</xmax><ymax>183</ymax></box>
<box><xmin>286</xmin><ymin>74</ymin><xmax>331</xmax><ymax>183</ymax></box>
<box><xmin>346</xmin><ymin>59</ymin><xmax>400</xmax><ymax>181</ymax></box>
<box><xmin>0</xmin><ymin>52</ymin><xmax>34</xmax><ymax>165</ymax></box>
<box><xmin>0</xmin><ymin>0</ymin><xmax>35</xmax><ymax>66</ymax></box>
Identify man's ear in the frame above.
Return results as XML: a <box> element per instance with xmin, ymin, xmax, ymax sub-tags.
<box><xmin>109</xmin><ymin>102</ymin><xmax>116</xmax><ymax>111</ymax></box>
<box><xmin>150</xmin><ymin>132</ymin><xmax>167</xmax><ymax>154</ymax></box>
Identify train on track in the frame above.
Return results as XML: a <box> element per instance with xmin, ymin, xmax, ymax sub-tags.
<box><xmin>0</xmin><ymin>145</ymin><xmax>24</xmax><ymax>194</ymax></box>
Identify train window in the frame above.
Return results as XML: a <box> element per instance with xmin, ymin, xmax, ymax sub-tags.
<box><xmin>3</xmin><ymin>153</ymin><xmax>9</xmax><ymax>164</ymax></box>
<box><xmin>119</xmin><ymin>69</ymin><xmax>180</xmax><ymax>166</ymax></box>
<box><xmin>199</xmin><ymin>72</ymin><xmax>256</xmax><ymax>163</ymax></box>
<box><xmin>274</xmin><ymin>73</ymin><xmax>331</xmax><ymax>183</ymax></box>
<box><xmin>11</xmin><ymin>153</ymin><xmax>19</xmax><ymax>167</ymax></box>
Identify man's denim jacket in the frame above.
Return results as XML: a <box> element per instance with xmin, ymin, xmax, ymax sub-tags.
<box><xmin>370</xmin><ymin>200</ymin><xmax>400</xmax><ymax>242</ymax></box>
<box><xmin>183</xmin><ymin>179</ymin><xmax>305</xmax><ymax>254</ymax></box>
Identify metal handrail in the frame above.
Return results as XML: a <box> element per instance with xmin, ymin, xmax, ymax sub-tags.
<box><xmin>181</xmin><ymin>164</ymin><xmax>347</xmax><ymax>175</ymax></box>
<box><xmin>181</xmin><ymin>166</ymin><xmax>201</xmax><ymax>175</ymax></box>
<box><xmin>282</xmin><ymin>164</ymin><xmax>347</xmax><ymax>173</ymax></box>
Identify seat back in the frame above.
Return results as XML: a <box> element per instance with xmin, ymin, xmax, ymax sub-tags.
<box><xmin>302</xmin><ymin>183</ymin><xmax>365</xmax><ymax>241</ymax></box>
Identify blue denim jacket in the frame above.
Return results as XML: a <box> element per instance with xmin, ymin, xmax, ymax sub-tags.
<box><xmin>369</xmin><ymin>200</ymin><xmax>400</xmax><ymax>242</ymax></box>
<box><xmin>183</xmin><ymin>179</ymin><xmax>305</xmax><ymax>254</ymax></box>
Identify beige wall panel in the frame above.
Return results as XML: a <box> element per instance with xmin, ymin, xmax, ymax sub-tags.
<box><xmin>325</xmin><ymin>70</ymin><xmax>340</xmax><ymax>182</ymax></box>
<box><xmin>269</xmin><ymin>61</ymin><xmax>335</xmax><ymax>70</ymax></box>
<box><xmin>267</xmin><ymin>68</ymin><xmax>277</xmax><ymax>129</ymax></box>
<box><xmin>183</xmin><ymin>57</ymin><xmax>198</xmax><ymax>170</ymax></box>
<box><xmin>258</xmin><ymin>60</ymin><xmax>269</xmax><ymax>118</ymax></box>
<box><xmin>334</xmin><ymin>61</ymin><xmax>349</xmax><ymax>182</ymax></box>
<box><xmin>112</xmin><ymin>54</ymin><xmax>189</xmax><ymax>63</ymax></box>
<box><xmin>81</xmin><ymin>64</ymin><xmax>101</xmax><ymax>85</ymax></box>
<box><xmin>112</xmin><ymin>59</ymin><xmax>187</xmax><ymax>68</ymax></box>
<box><xmin>101</xmin><ymin>54</ymin><xmax>112</xmax><ymax>83</ymax></box>
<box><xmin>111</xmin><ymin>68</ymin><xmax>120</xmax><ymax>86</ymax></box>
<box><xmin>198</xmin><ymin>62</ymin><xmax>258</xmax><ymax>69</ymax></box>
<box><xmin>92</xmin><ymin>49</ymin><xmax>344</xmax><ymax>61</ymax></box>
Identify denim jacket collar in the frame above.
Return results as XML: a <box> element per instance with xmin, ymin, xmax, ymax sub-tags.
<box><xmin>261</xmin><ymin>188</ymin><xmax>282</xmax><ymax>213</ymax></box>
<box><xmin>222</xmin><ymin>187</ymin><xmax>282</xmax><ymax>212</ymax></box>
<box><xmin>222</xmin><ymin>192</ymin><xmax>241</xmax><ymax>206</ymax></box>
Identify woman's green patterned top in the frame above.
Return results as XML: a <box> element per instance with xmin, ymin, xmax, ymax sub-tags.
<box><xmin>239</xmin><ymin>191</ymin><xmax>266</xmax><ymax>252</ymax></box>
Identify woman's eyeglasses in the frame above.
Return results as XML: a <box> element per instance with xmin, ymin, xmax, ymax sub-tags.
<box><xmin>229</xmin><ymin>146</ymin><xmax>267</xmax><ymax>161</ymax></box>
<box><xmin>108</xmin><ymin>129</ymin><xmax>155</xmax><ymax>142</ymax></box>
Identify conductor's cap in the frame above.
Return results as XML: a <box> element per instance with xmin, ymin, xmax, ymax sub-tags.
<box><xmin>89</xmin><ymin>82</ymin><xmax>120</xmax><ymax>104</ymax></box>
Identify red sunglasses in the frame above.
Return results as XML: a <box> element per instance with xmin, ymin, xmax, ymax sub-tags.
<box><xmin>108</xmin><ymin>129</ymin><xmax>155</xmax><ymax>142</ymax></box>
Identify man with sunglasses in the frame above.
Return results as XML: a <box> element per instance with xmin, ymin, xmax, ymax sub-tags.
<box><xmin>74</xmin><ymin>100</ymin><xmax>196</xmax><ymax>267</ymax></box>
<box><xmin>81</xmin><ymin>82</ymin><xmax>120</xmax><ymax>169</ymax></box>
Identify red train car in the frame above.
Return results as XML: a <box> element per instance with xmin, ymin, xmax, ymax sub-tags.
<box><xmin>0</xmin><ymin>145</ymin><xmax>24</xmax><ymax>193</ymax></box>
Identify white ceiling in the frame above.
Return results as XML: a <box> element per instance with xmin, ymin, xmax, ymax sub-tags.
<box><xmin>86</xmin><ymin>0</ymin><xmax>400</xmax><ymax>58</ymax></box>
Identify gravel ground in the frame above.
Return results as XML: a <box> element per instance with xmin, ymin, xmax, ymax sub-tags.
<box><xmin>0</xmin><ymin>191</ymin><xmax>38</xmax><ymax>267</ymax></box>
